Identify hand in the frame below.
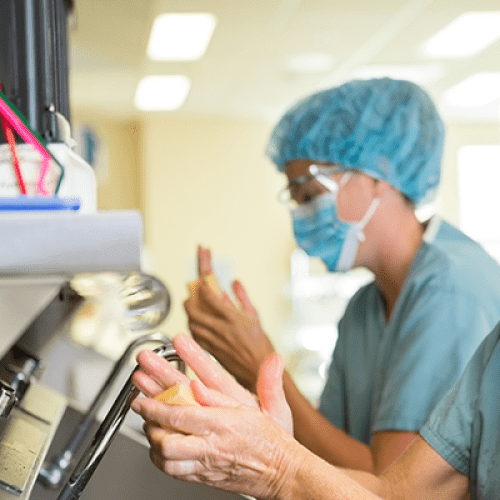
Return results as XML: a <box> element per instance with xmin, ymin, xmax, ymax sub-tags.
<box><xmin>131</xmin><ymin>342</ymin><xmax>296</xmax><ymax>499</ymax></box>
<box><xmin>132</xmin><ymin>396</ymin><xmax>299</xmax><ymax>499</ymax></box>
<box><xmin>185</xmin><ymin>258</ymin><xmax>276</xmax><ymax>392</ymax></box>
<box><xmin>133</xmin><ymin>334</ymin><xmax>293</xmax><ymax>434</ymax></box>
<box><xmin>132</xmin><ymin>334</ymin><xmax>257</xmax><ymax>409</ymax></box>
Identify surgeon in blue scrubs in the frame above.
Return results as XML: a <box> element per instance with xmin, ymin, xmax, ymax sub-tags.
<box><xmin>183</xmin><ymin>78</ymin><xmax>500</xmax><ymax>473</ymax></box>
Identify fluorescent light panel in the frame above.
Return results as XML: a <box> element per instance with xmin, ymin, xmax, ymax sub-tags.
<box><xmin>283</xmin><ymin>53</ymin><xmax>334</xmax><ymax>73</ymax></box>
<box><xmin>421</xmin><ymin>12</ymin><xmax>500</xmax><ymax>58</ymax></box>
<box><xmin>147</xmin><ymin>13</ymin><xmax>217</xmax><ymax>61</ymax></box>
<box><xmin>135</xmin><ymin>76</ymin><xmax>191</xmax><ymax>110</ymax></box>
<box><xmin>444</xmin><ymin>73</ymin><xmax>500</xmax><ymax>107</ymax></box>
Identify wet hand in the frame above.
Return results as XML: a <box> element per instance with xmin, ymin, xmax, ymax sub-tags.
<box><xmin>131</xmin><ymin>396</ymin><xmax>298</xmax><ymax>499</ymax></box>
<box><xmin>132</xmin><ymin>334</ymin><xmax>257</xmax><ymax>408</ymax></box>
<box><xmin>133</xmin><ymin>334</ymin><xmax>293</xmax><ymax>434</ymax></box>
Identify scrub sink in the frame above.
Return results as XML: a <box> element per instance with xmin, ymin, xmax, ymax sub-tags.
<box><xmin>32</xmin><ymin>405</ymin><xmax>244</xmax><ymax>500</ymax></box>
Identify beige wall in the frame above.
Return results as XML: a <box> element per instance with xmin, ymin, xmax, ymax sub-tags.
<box><xmin>72</xmin><ymin>111</ymin><xmax>142</xmax><ymax>211</ymax></box>
<box><xmin>140</xmin><ymin>116</ymin><xmax>294</xmax><ymax>348</ymax></box>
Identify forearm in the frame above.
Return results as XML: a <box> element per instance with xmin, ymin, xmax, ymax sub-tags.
<box><xmin>283</xmin><ymin>371</ymin><xmax>374</xmax><ymax>472</ymax></box>
<box><xmin>281</xmin><ymin>440</ymin><xmax>388</xmax><ymax>500</ymax></box>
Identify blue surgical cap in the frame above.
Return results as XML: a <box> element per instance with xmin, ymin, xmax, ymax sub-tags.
<box><xmin>266</xmin><ymin>78</ymin><xmax>445</xmax><ymax>204</ymax></box>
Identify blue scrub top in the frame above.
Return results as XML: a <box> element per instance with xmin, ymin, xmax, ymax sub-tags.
<box><xmin>319</xmin><ymin>217</ymin><xmax>500</xmax><ymax>444</ymax></box>
<box><xmin>420</xmin><ymin>324</ymin><xmax>500</xmax><ymax>499</ymax></box>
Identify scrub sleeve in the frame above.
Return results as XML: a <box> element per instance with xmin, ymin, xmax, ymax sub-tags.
<box><xmin>420</xmin><ymin>324</ymin><xmax>500</xmax><ymax>499</ymax></box>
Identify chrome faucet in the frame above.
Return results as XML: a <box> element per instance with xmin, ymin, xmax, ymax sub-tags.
<box><xmin>38</xmin><ymin>333</ymin><xmax>184</xmax><ymax>498</ymax></box>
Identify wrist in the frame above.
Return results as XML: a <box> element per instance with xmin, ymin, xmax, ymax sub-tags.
<box><xmin>266</xmin><ymin>435</ymin><xmax>306</xmax><ymax>500</ymax></box>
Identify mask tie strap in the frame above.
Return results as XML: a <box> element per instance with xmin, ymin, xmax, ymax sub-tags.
<box><xmin>355</xmin><ymin>197</ymin><xmax>381</xmax><ymax>242</ymax></box>
<box><xmin>335</xmin><ymin>197</ymin><xmax>381</xmax><ymax>272</ymax></box>
<box><xmin>339</xmin><ymin>171</ymin><xmax>353</xmax><ymax>189</ymax></box>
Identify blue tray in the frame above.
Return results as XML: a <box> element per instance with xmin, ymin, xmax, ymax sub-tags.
<box><xmin>0</xmin><ymin>196</ymin><xmax>81</xmax><ymax>211</ymax></box>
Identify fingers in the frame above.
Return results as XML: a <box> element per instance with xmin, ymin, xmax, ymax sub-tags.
<box><xmin>197</xmin><ymin>280</ymin><xmax>235</xmax><ymax>317</ymax></box>
<box><xmin>144</xmin><ymin>421</ymin><xmax>207</xmax><ymax>461</ymax></box>
<box><xmin>132</xmin><ymin>396</ymin><xmax>220</xmax><ymax>437</ymax></box>
<box><xmin>190</xmin><ymin>380</ymin><xmax>243</xmax><ymax>408</ymax></box>
<box><xmin>173</xmin><ymin>334</ymin><xmax>257</xmax><ymax>407</ymax></box>
<box><xmin>151</xmin><ymin>454</ymin><xmax>200</xmax><ymax>478</ymax></box>
<box><xmin>186</xmin><ymin>321</ymin><xmax>221</xmax><ymax>352</ymax></box>
<box><xmin>197</xmin><ymin>245</ymin><xmax>213</xmax><ymax>278</ymax></box>
<box><xmin>184</xmin><ymin>293</ymin><xmax>231</xmax><ymax>328</ymax></box>
<box><xmin>221</xmin><ymin>291</ymin><xmax>234</xmax><ymax>306</ymax></box>
<box><xmin>132</xmin><ymin>369</ymin><xmax>165</xmax><ymax>397</ymax></box>
<box><xmin>149</xmin><ymin>446</ymin><xmax>204</xmax><ymax>479</ymax></box>
<box><xmin>135</xmin><ymin>396</ymin><xmax>294</xmax><ymax>498</ymax></box>
<box><xmin>135</xmin><ymin>349</ymin><xmax>190</xmax><ymax>390</ymax></box>
<box><xmin>131</xmin><ymin>397</ymin><xmax>175</xmax><ymax>429</ymax></box>
<box><xmin>187</xmin><ymin>329</ymin><xmax>252</xmax><ymax>388</ymax></box>
<box><xmin>232</xmin><ymin>280</ymin><xmax>258</xmax><ymax>315</ymax></box>
<box><xmin>257</xmin><ymin>354</ymin><xmax>294</xmax><ymax>435</ymax></box>
<box><xmin>134</xmin><ymin>336</ymin><xmax>257</xmax><ymax>409</ymax></box>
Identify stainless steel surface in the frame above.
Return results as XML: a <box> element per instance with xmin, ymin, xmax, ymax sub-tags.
<box><xmin>0</xmin><ymin>382</ymin><xmax>17</xmax><ymax>419</ymax></box>
<box><xmin>39</xmin><ymin>332</ymin><xmax>173</xmax><ymax>489</ymax></box>
<box><xmin>55</xmin><ymin>342</ymin><xmax>183</xmax><ymax>500</ymax></box>
<box><xmin>0</xmin><ymin>211</ymin><xmax>143</xmax><ymax>276</ymax></box>
<box><xmin>0</xmin><ymin>277</ymin><xmax>67</xmax><ymax>359</ymax></box>
<box><xmin>0</xmin><ymin>210</ymin><xmax>143</xmax><ymax>359</ymax></box>
<box><xmin>1</xmin><ymin>346</ymin><xmax>44</xmax><ymax>403</ymax></box>
<box><xmin>122</xmin><ymin>273</ymin><xmax>171</xmax><ymax>331</ymax></box>
<box><xmin>0</xmin><ymin>383</ymin><xmax>66</xmax><ymax>500</ymax></box>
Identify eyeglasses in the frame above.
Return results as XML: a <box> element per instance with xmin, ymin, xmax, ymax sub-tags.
<box><xmin>278</xmin><ymin>164</ymin><xmax>348</xmax><ymax>209</ymax></box>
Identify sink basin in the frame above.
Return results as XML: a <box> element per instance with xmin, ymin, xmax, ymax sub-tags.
<box><xmin>32</xmin><ymin>406</ymin><xmax>244</xmax><ymax>500</ymax></box>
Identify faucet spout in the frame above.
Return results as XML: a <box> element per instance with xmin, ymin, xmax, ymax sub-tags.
<box><xmin>55</xmin><ymin>341</ymin><xmax>183</xmax><ymax>500</ymax></box>
<box><xmin>39</xmin><ymin>332</ymin><xmax>176</xmax><ymax>489</ymax></box>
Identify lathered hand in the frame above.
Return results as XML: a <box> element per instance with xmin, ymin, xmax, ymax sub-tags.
<box><xmin>133</xmin><ymin>334</ymin><xmax>292</xmax><ymax>434</ymax></box>
<box><xmin>131</xmin><ymin>342</ymin><xmax>295</xmax><ymax>499</ymax></box>
<box><xmin>132</xmin><ymin>334</ymin><xmax>257</xmax><ymax>408</ymax></box>
<box><xmin>134</xmin><ymin>399</ymin><xmax>299</xmax><ymax>499</ymax></box>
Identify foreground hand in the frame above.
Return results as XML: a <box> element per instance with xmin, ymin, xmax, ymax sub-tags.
<box><xmin>132</xmin><ymin>334</ymin><xmax>257</xmax><ymax>409</ymax></box>
<box><xmin>131</xmin><ymin>392</ymin><xmax>299</xmax><ymax>499</ymax></box>
<box><xmin>133</xmin><ymin>334</ymin><xmax>293</xmax><ymax>434</ymax></box>
<box><xmin>185</xmin><ymin>248</ymin><xmax>275</xmax><ymax>392</ymax></box>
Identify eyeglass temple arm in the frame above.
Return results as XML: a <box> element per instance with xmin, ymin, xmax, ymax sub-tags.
<box><xmin>309</xmin><ymin>164</ymin><xmax>339</xmax><ymax>193</ymax></box>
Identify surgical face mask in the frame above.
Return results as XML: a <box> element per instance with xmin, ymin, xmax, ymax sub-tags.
<box><xmin>291</xmin><ymin>175</ymin><xmax>380</xmax><ymax>272</ymax></box>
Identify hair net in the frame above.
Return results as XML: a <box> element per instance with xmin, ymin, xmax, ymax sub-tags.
<box><xmin>266</xmin><ymin>78</ymin><xmax>445</xmax><ymax>204</ymax></box>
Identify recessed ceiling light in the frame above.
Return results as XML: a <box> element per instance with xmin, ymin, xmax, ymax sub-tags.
<box><xmin>147</xmin><ymin>13</ymin><xmax>217</xmax><ymax>61</ymax></box>
<box><xmin>283</xmin><ymin>53</ymin><xmax>334</xmax><ymax>73</ymax></box>
<box><xmin>134</xmin><ymin>76</ymin><xmax>191</xmax><ymax>110</ymax></box>
<box><xmin>421</xmin><ymin>12</ymin><xmax>500</xmax><ymax>58</ymax></box>
<box><xmin>444</xmin><ymin>73</ymin><xmax>500</xmax><ymax>107</ymax></box>
<box><xmin>349</xmin><ymin>64</ymin><xmax>444</xmax><ymax>85</ymax></box>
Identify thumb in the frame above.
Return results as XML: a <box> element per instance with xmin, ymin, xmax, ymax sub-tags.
<box><xmin>257</xmin><ymin>354</ymin><xmax>293</xmax><ymax>435</ymax></box>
